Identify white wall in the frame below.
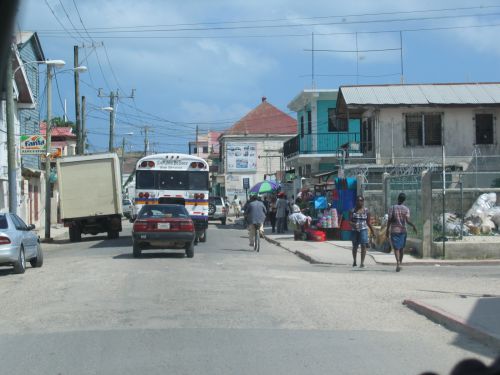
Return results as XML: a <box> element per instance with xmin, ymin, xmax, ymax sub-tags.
<box><xmin>374</xmin><ymin>107</ymin><xmax>500</xmax><ymax>164</ymax></box>
<box><xmin>223</xmin><ymin>135</ymin><xmax>290</xmax><ymax>202</ymax></box>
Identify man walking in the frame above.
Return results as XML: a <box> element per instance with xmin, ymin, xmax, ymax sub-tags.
<box><xmin>245</xmin><ymin>194</ymin><xmax>267</xmax><ymax>248</ymax></box>
<box><xmin>275</xmin><ymin>193</ymin><xmax>287</xmax><ymax>233</ymax></box>
<box><xmin>385</xmin><ymin>193</ymin><xmax>417</xmax><ymax>272</ymax></box>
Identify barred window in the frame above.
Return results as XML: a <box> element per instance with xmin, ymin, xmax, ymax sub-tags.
<box><xmin>475</xmin><ymin>114</ymin><xmax>494</xmax><ymax>145</ymax></box>
<box><xmin>405</xmin><ymin>113</ymin><xmax>442</xmax><ymax>146</ymax></box>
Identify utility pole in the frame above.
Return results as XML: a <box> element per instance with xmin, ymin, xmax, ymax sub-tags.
<box><xmin>81</xmin><ymin>95</ymin><xmax>86</xmax><ymax>154</ymax></box>
<box><xmin>6</xmin><ymin>50</ymin><xmax>17</xmax><ymax>214</ymax></box>
<box><xmin>196</xmin><ymin>124</ymin><xmax>199</xmax><ymax>157</ymax></box>
<box><xmin>98</xmin><ymin>88</ymin><xmax>134</xmax><ymax>152</ymax></box>
<box><xmin>74</xmin><ymin>45</ymin><xmax>82</xmax><ymax>154</ymax></box>
<box><xmin>121</xmin><ymin>136</ymin><xmax>126</xmax><ymax>191</ymax></box>
<box><xmin>109</xmin><ymin>91</ymin><xmax>116</xmax><ymax>152</ymax></box>
<box><xmin>143</xmin><ymin>126</ymin><xmax>150</xmax><ymax>156</ymax></box>
<box><xmin>45</xmin><ymin>64</ymin><xmax>53</xmax><ymax>240</ymax></box>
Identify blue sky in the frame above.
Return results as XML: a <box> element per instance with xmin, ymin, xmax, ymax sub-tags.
<box><xmin>17</xmin><ymin>0</ymin><xmax>500</xmax><ymax>153</ymax></box>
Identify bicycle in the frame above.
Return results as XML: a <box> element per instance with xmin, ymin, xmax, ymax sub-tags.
<box><xmin>253</xmin><ymin>223</ymin><xmax>261</xmax><ymax>252</ymax></box>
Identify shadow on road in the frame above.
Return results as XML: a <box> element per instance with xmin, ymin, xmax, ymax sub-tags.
<box><xmin>0</xmin><ymin>267</ymin><xmax>13</xmax><ymax>276</ymax></box>
<box><xmin>113</xmin><ymin>252</ymin><xmax>186</xmax><ymax>260</ymax></box>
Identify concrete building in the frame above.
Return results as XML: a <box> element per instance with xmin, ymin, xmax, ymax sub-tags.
<box><xmin>0</xmin><ymin>45</ymin><xmax>35</xmax><ymax>217</ymax></box>
<box><xmin>15</xmin><ymin>32</ymin><xmax>46</xmax><ymax>228</ymax></box>
<box><xmin>188</xmin><ymin>131</ymin><xmax>222</xmax><ymax>195</ymax></box>
<box><xmin>284</xmin><ymin>89</ymin><xmax>361</xmax><ymax>194</ymax></box>
<box><xmin>335</xmin><ymin>82</ymin><xmax>500</xmax><ymax>175</ymax></box>
<box><xmin>219</xmin><ymin>97</ymin><xmax>296</xmax><ymax>201</ymax></box>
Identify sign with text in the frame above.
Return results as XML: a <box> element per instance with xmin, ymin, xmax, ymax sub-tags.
<box><xmin>20</xmin><ymin>135</ymin><xmax>46</xmax><ymax>154</ymax></box>
<box><xmin>226</xmin><ymin>142</ymin><xmax>257</xmax><ymax>172</ymax></box>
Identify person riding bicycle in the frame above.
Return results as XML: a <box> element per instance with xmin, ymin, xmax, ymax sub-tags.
<box><xmin>244</xmin><ymin>194</ymin><xmax>267</xmax><ymax>247</ymax></box>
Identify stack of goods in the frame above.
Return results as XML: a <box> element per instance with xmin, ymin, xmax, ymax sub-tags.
<box><xmin>305</xmin><ymin>228</ymin><xmax>326</xmax><ymax>241</ymax></box>
<box><xmin>316</xmin><ymin>208</ymin><xmax>339</xmax><ymax>229</ymax></box>
<box><xmin>332</xmin><ymin>177</ymin><xmax>357</xmax><ymax>241</ymax></box>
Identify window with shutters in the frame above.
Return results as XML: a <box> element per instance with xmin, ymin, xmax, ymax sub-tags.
<box><xmin>300</xmin><ymin>115</ymin><xmax>304</xmax><ymax>138</ymax></box>
<box><xmin>405</xmin><ymin>113</ymin><xmax>442</xmax><ymax>146</ymax></box>
<box><xmin>307</xmin><ymin>111</ymin><xmax>312</xmax><ymax>134</ymax></box>
<box><xmin>475</xmin><ymin>114</ymin><xmax>494</xmax><ymax>145</ymax></box>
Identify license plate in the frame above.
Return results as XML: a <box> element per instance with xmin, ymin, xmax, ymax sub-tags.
<box><xmin>157</xmin><ymin>223</ymin><xmax>170</xmax><ymax>230</ymax></box>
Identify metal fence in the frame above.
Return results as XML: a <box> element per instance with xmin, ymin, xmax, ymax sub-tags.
<box><xmin>431</xmin><ymin>171</ymin><xmax>500</xmax><ymax>241</ymax></box>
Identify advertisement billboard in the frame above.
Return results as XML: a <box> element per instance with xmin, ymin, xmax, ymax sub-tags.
<box><xmin>20</xmin><ymin>135</ymin><xmax>46</xmax><ymax>154</ymax></box>
<box><xmin>226</xmin><ymin>142</ymin><xmax>257</xmax><ymax>172</ymax></box>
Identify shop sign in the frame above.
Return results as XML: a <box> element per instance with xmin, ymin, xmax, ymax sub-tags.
<box><xmin>20</xmin><ymin>135</ymin><xmax>46</xmax><ymax>154</ymax></box>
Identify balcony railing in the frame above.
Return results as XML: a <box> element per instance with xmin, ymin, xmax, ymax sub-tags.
<box><xmin>284</xmin><ymin>132</ymin><xmax>372</xmax><ymax>159</ymax></box>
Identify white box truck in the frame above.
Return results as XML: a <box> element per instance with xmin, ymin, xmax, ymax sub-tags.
<box><xmin>56</xmin><ymin>153</ymin><xmax>123</xmax><ymax>242</ymax></box>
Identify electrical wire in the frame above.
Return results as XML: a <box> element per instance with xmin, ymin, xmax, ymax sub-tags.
<box><xmin>43</xmin><ymin>0</ymin><xmax>81</xmax><ymax>42</ymax></box>
<box><xmin>36</xmin><ymin>4</ymin><xmax>500</xmax><ymax>32</ymax></box>
<box><xmin>56</xmin><ymin>0</ymin><xmax>90</xmax><ymax>42</ymax></box>
<box><xmin>37</xmin><ymin>10</ymin><xmax>500</xmax><ymax>34</ymax></box>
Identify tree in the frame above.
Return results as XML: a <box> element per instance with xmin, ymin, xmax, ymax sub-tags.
<box><xmin>43</xmin><ymin>117</ymin><xmax>76</xmax><ymax>132</ymax></box>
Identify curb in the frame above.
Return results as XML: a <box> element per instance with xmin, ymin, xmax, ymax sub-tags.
<box><xmin>263</xmin><ymin>234</ymin><xmax>332</xmax><ymax>265</ymax></box>
<box><xmin>403</xmin><ymin>299</ymin><xmax>500</xmax><ymax>350</ymax></box>
<box><xmin>370</xmin><ymin>256</ymin><xmax>500</xmax><ymax>267</ymax></box>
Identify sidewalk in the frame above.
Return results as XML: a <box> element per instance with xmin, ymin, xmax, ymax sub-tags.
<box><xmin>259</xmin><ymin>224</ymin><xmax>500</xmax><ymax>350</ymax></box>
<box><xmin>263</xmin><ymin>228</ymin><xmax>500</xmax><ymax>267</ymax></box>
<box><xmin>404</xmin><ymin>297</ymin><xmax>500</xmax><ymax>350</ymax></box>
<box><xmin>37</xmin><ymin>224</ymin><xmax>69</xmax><ymax>242</ymax></box>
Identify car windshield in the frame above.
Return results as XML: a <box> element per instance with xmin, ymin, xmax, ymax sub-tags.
<box><xmin>138</xmin><ymin>205</ymin><xmax>189</xmax><ymax>219</ymax></box>
<box><xmin>210</xmin><ymin>197</ymin><xmax>223</xmax><ymax>205</ymax></box>
<box><xmin>0</xmin><ymin>215</ymin><xmax>7</xmax><ymax>229</ymax></box>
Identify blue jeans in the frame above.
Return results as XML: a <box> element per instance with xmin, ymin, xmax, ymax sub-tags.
<box><xmin>351</xmin><ymin>229</ymin><xmax>369</xmax><ymax>250</ymax></box>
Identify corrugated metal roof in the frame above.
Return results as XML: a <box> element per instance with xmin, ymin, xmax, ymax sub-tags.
<box><xmin>341</xmin><ymin>83</ymin><xmax>500</xmax><ymax>106</ymax></box>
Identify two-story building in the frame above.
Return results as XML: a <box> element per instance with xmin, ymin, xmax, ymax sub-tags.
<box><xmin>219</xmin><ymin>97</ymin><xmax>296</xmax><ymax>202</ymax></box>
<box><xmin>188</xmin><ymin>131</ymin><xmax>223</xmax><ymax>195</ymax></box>
<box><xmin>283</xmin><ymin>89</ymin><xmax>361</xmax><ymax>193</ymax></box>
<box><xmin>16</xmin><ymin>32</ymin><xmax>46</xmax><ymax>227</ymax></box>
<box><xmin>0</xmin><ymin>45</ymin><xmax>35</xmax><ymax>216</ymax></box>
<box><xmin>335</xmin><ymin>82</ymin><xmax>500</xmax><ymax>175</ymax></box>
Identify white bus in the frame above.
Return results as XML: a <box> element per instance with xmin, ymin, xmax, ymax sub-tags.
<box><xmin>134</xmin><ymin>153</ymin><xmax>209</xmax><ymax>241</ymax></box>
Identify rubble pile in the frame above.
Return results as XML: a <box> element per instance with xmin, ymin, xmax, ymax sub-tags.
<box><xmin>437</xmin><ymin>193</ymin><xmax>500</xmax><ymax>236</ymax></box>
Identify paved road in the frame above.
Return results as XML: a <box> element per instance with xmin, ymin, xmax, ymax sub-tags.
<box><xmin>0</xmin><ymin>221</ymin><xmax>498</xmax><ymax>374</ymax></box>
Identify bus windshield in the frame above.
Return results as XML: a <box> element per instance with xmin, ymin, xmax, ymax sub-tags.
<box><xmin>136</xmin><ymin>170</ymin><xmax>208</xmax><ymax>190</ymax></box>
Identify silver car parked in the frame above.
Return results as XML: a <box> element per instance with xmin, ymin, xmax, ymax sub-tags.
<box><xmin>0</xmin><ymin>213</ymin><xmax>43</xmax><ymax>274</ymax></box>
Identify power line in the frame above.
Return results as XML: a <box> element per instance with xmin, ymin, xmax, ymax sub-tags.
<box><xmin>56</xmin><ymin>0</ymin><xmax>89</xmax><ymax>42</ymax></box>
<box><xmin>43</xmin><ymin>0</ymin><xmax>81</xmax><ymax>42</ymax></box>
<box><xmin>37</xmin><ymin>10</ymin><xmax>500</xmax><ymax>35</ymax></box>
<box><xmin>36</xmin><ymin>4</ymin><xmax>500</xmax><ymax>32</ymax></box>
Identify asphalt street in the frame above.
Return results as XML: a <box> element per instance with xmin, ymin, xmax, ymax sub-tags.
<box><xmin>0</xmin><ymin>220</ymin><xmax>498</xmax><ymax>375</ymax></box>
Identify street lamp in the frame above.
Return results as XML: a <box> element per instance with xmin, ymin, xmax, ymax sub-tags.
<box><xmin>81</xmin><ymin>102</ymin><xmax>114</xmax><ymax>154</ymax></box>
<box><xmin>44</xmin><ymin>62</ymin><xmax>87</xmax><ymax>241</ymax></box>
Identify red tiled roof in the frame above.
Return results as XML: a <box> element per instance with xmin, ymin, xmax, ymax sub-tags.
<box><xmin>224</xmin><ymin>98</ymin><xmax>296</xmax><ymax>135</ymax></box>
<box><xmin>40</xmin><ymin>122</ymin><xmax>76</xmax><ymax>138</ymax></box>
